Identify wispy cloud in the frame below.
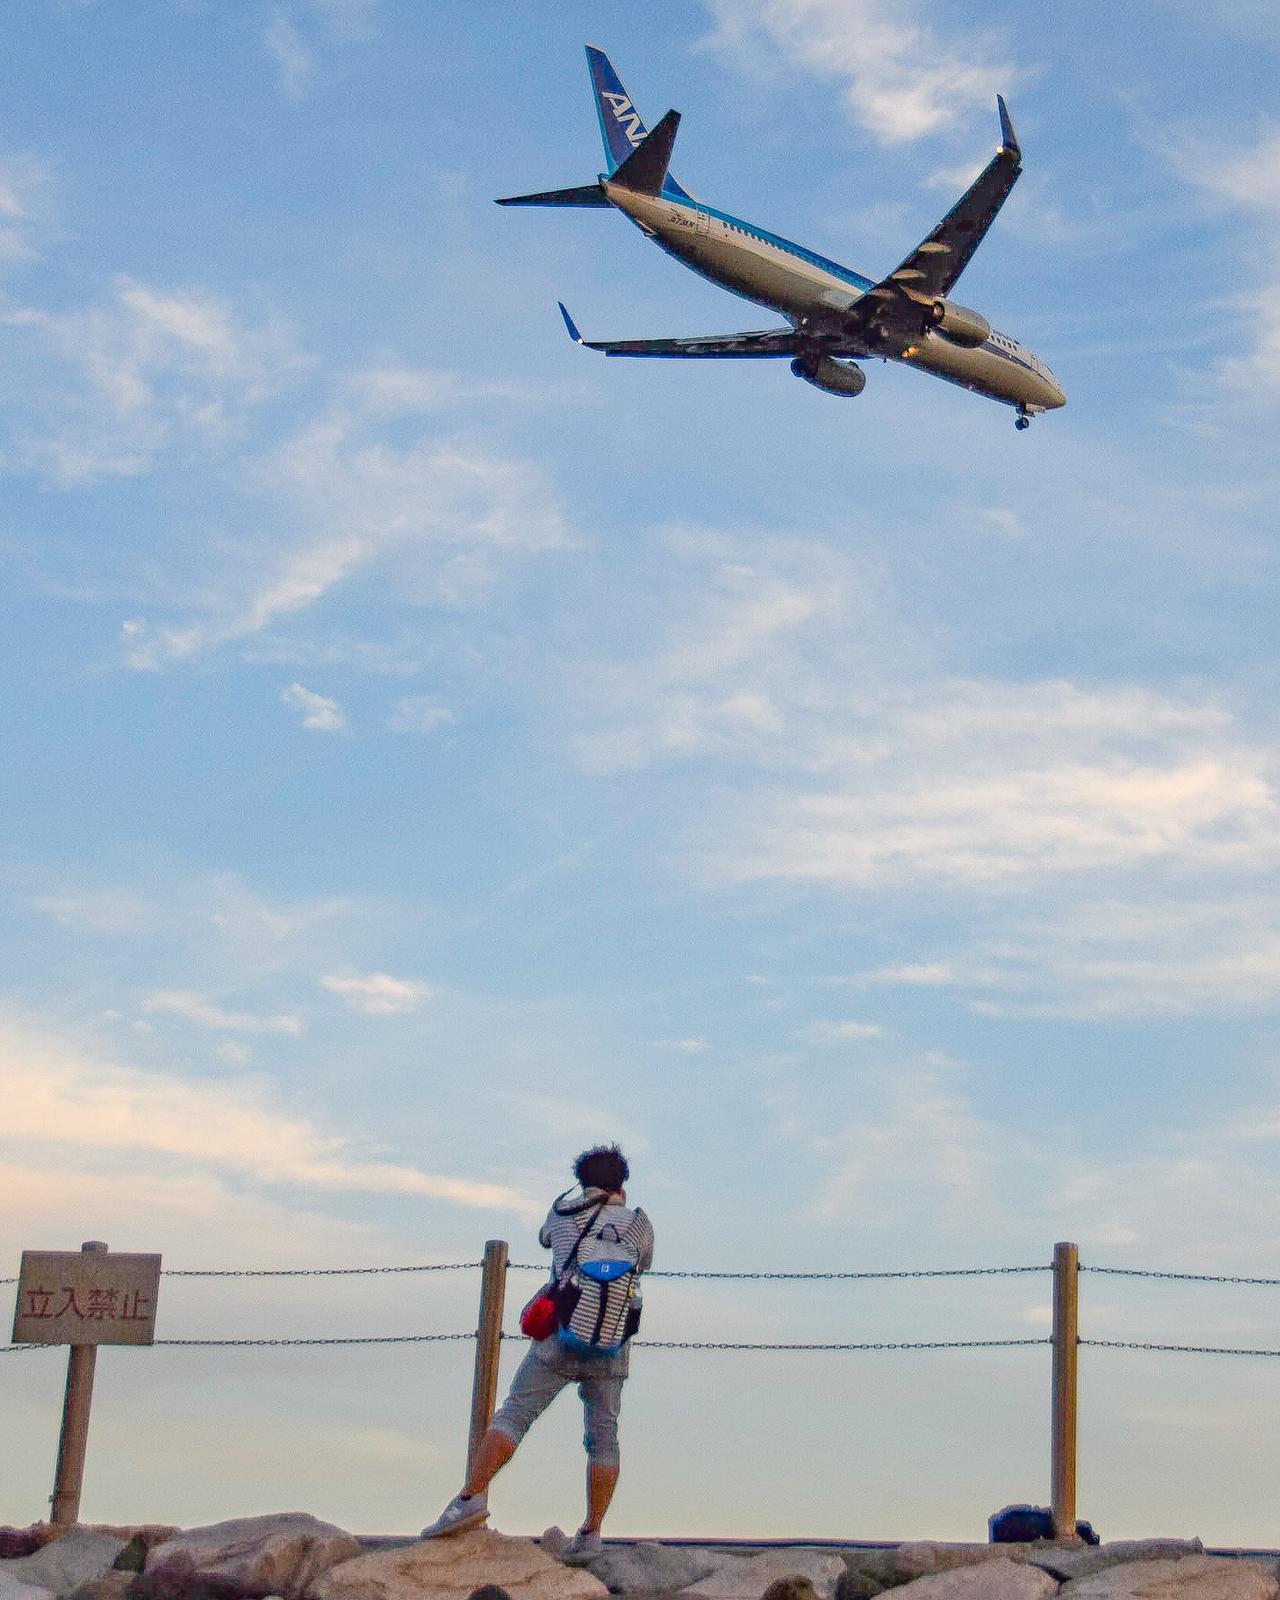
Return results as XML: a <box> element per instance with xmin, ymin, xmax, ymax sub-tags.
<box><xmin>387</xmin><ymin>695</ymin><xmax>454</xmax><ymax>735</ymax></box>
<box><xmin>1</xmin><ymin>275</ymin><xmax>304</xmax><ymax>484</ymax></box>
<box><xmin>705</xmin><ymin>0</ymin><xmax>1016</xmax><ymax>143</ymax></box>
<box><xmin>282</xmin><ymin>681</ymin><xmax>347</xmax><ymax>731</ymax></box>
<box><xmin>264</xmin><ymin>10</ymin><xmax>314</xmax><ymax>99</ymax></box>
<box><xmin>0</xmin><ymin>150</ymin><xmax>52</xmax><ymax>265</ymax></box>
<box><xmin>798</xmin><ymin>1019</ymin><xmax>883</xmax><ymax>1042</ymax></box>
<box><xmin>0</xmin><ymin>1017</ymin><xmax>532</xmax><ymax>1214</ymax></box>
<box><xmin>321</xmin><ymin>971</ymin><xmax>434</xmax><ymax>1014</ymax></box>
<box><xmin>654</xmin><ymin>1037</ymin><xmax>711</xmax><ymax>1053</ymax></box>
<box><xmin>809</xmin><ymin>1060</ymin><xmax>995</xmax><ymax>1228</ymax></box>
<box><xmin>126</xmin><ymin>422</ymin><xmax>568</xmax><ymax>667</ymax></box>
<box><xmin>142</xmin><ymin>991</ymin><xmax>304</xmax><ymax>1036</ymax></box>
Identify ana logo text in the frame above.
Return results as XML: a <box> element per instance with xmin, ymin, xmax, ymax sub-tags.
<box><xmin>601</xmin><ymin>92</ymin><xmax>646</xmax><ymax>148</ymax></box>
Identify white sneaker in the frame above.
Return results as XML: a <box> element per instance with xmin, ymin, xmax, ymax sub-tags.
<box><xmin>562</xmin><ymin>1529</ymin><xmax>604</xmax><ymax>1563</ymax></box>
<box><xmin>419</xmin><ymin>1492</ymin><xmax>489</xmax><ymax>1539</ymax></box>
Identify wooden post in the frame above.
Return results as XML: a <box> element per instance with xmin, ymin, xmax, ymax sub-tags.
<box><xmin>1050</xmin><ymin>1240</ymin><xmax>1080</xmax><ymax>1540</ymax></box>
<box><xmin>466</xmin><ymin>1239</ymin><xmax>508</xmax><ymax>1484</ymax></box>
<box><xmin>51</xmin><ymin>1240</ymin><xmax>108</xmax><ymax>1525</ymax></box>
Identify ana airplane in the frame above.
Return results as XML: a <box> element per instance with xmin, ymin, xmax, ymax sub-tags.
<box><xmin>499</xmin><ymin>46</ymin><xmax>1065</xmax><ymax>429</ymax></box>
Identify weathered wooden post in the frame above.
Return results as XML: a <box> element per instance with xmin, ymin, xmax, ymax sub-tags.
<box><xmin>1050</xmin><ymin>1240</ymin><xmax>1080</xmax><ymax>1540</ymax></box>
<box><xmin>466</xmin><ymin>1239</ymin><xmax>508</xmax><ymax>1483</ymax></box>
<box><xmin>52</xmin><ymin>1241</ymin><xmax>108</xmax><ymax>1526</ymax></box>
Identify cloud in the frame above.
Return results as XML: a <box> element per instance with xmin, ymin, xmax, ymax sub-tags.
<box><xmin>1</xmin><ymin>275</ymin><xmax>304</xmax><ymax>484</ymax></box>
<box><xmin>281</xmin><ymin>681</ymin><xmax>347</xmax><ymax>731</ymax></box>
<box><xmin>798</xmin><ymin>1019</ymin><xmax>883</xmax><ymax>1042</ymax></box>
<box><xmin>1170</xmin><ymin>127</ymin><xmax>1280</xmax><ymax>396</ymax></box>
<box><xmin>346</xmin><ymin>368</ymin><xmax>552</xmax><ymax>417</ymax></box>
<box><xmin>387</xmin><ymin>696</ymin><xmax>454</xmax><ymax>734</ymax></box>
<box><xmin>0</xmin><ymin>150</ymin><xmax>52</xmax><ymax>265</ymax></box>
<box><xmin>126</xmin><ymin>423</ymin><xmax>568</xmax><ymax>667</ymax></box>
<box><xmin>654</xmin><ymin>1037</ymin><xmax>711</xmax><ymax>1053</ymax></box>
<box><xmin>705</xmin><ymin>0</ymin><xmax>1016</xmax><ymax>143</ymax></box>
<box><xmin>568</xmin><ymin>535</ymin><xmax>1280</xmax><ymax>895</ymax></box>
<box><xmin>321</xmin><ymin>971</ymin><xmax>434</xmax><ymax>1014</ymax></box>
<box><xmin>0</xmin><ymin>1016</ymin><xmax>532</xmax><ymax>1215</ymax></box>
<box><xmin>846</xmin><ymin>962</ymin><xmax>963</xmax><ymax>987</ymax></box>
<box><xmin>264</xmin><ymin>10</ymin><xmax>314</xmax><ymax>98</ymax></box>
<box><xmin>808</xmin><ymin>1061</ymin><xmax>995</xmax><ymax>1228</ymax></box>
<box><xmin>142</xmin><ymin>991</ymin><xmax>304</xmax><ymax>1035</ymax></box>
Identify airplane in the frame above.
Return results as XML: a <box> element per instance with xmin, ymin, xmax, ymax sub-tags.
<box><xmin>498</xmin><ymin>46</ymin><xmax>1065</xmax><ymax>429</ymax></box>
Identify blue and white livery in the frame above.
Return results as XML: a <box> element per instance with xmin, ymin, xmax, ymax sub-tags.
<box><xmin>498</xmin><ymin>46</ymin><xmax>1065</xmax><ymax>429</ymax></box>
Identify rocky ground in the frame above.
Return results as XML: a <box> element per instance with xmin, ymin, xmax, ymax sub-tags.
<box><xmin>1</xmin><ymin>1513</ymin><xmax>1276</xmax><ymax>1600</ymax></box>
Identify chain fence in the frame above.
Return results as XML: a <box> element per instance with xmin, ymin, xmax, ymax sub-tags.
<box><xmin>8</xmin><ymin>1253</ymin><xmax>1280</xmax><ymax>1354</ymax></box>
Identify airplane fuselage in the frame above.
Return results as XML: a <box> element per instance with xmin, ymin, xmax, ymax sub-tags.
<box><xmin>603</xmin><ymin>179</ymin><xmax>1066</xmax><ymax>416</ymax></box>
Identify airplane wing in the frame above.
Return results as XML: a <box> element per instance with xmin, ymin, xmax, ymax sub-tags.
<box><xmin>559</xmin><ymin>303</ymin><xmax>798</xmax><ymax>357</ymax></box>
<box><xmin>857</xmin><ymin>97</ymin><xmax>1022</xmax><ymax>331</ymax></box>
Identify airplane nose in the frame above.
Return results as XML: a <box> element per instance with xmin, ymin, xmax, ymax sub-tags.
<box><xmin>1045</xmin><ymin>375</ymin><xmax>1067</xmax><ymax>410</ymax></box>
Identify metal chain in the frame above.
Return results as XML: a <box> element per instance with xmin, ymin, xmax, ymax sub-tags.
<box><xmin>508</xmin><ymin>1263</ymin><xmax>1048</xmax><ymax>1279</ymax></box>
<box><xmin>1081</xmin><ymin>1338</ymin><xmax>1280</xmax><ymax>1358</ymax></box>
<box><xmin>634</xmin><ymin>1337</ymin><xmax>1052</xmax><ymax>1350</ymax></box>
<box><xmin>163</xmin><ymin>1263</ymin><xmax>482</xmax><ymax>1278</ymax></box>
<box><xmin>1</xmin><ymin>1333</ymin><xmax>475</xmax><ymax>1352</ymax></box>
<box><xmin>1082</xmin><ymin>1267</ymin><xmax>1280</xmax><ymax>1287</ymax></box>
<box><xmin>3</xmin><ymin>1333</ymin><xmax>1048</xmax><ymax>1354</ymax></box>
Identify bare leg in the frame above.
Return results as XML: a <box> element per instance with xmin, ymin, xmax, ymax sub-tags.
<box><xmin>583</xmin><ymin>1460</ymin><xmax>619</xmax><ymax>1533</ymax></box>
<box><xmin>462</xmin><ymin>1427</ymin><xmax>517</xmax><ymax>1498</ymax></box>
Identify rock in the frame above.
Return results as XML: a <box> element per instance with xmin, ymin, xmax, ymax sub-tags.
<box><xmin>893</xmin><ymin>1544</ymin><xmax>1061</xmax><ymax>1581</ymax></box>
<box><xmin>538</xmin><ymin>1537</ymin><xmax>568</xmax><ymax>1564</ymax></box>
<box><xmin>2</xmin><ymin>1531</ymin><xmax>127</xmax><ymax>1595</ymax></box>
<box><xmin>682</xmin><ymin>1552</ymin><xmax>846</xmax><ymax>1600</ymax></box>
<box><xmin>128</xmin><ymin>1566</ymin><xmax>247</xmax><ymax>1600</ymax></box>
<box><xmin>1060</xmin><ymin>1556</ymin><xmax>1277</xmax><ymax>1598</ymax></box>
<box><xmin>839</xmin><ymin>1545</ymin><xmax>1075</xmax><ymax>1599</ymax></box>
<box><xmin>1033</xmin><ymin>1545</ymin><xmax>1207</xmax><ymax>1583</ymax></box>
<box><xmin>467</xmin><ymin>1590</ymin><xmax>514</xmax><ymax>1600</ymax></box>
<box><xmin>146</xmin><ymin>1516</ymin><xmax>360</xmax><ymax>1600</ymax></box>
<box><xmin>0</xmin><ymin>1532</ymin><xmax>49</xmax><ymax>1562</ymax></box>
<box><xmin>312</xmin><ymin>1529</ymin><xmax>608</xmax><ymax>1600</ymax></box>
<box><xmin>573</xmin><ymin>1544</ymin><xmax>719</xmax><ymax>1594</ymax></box>
<box><xmin>0</xmin><ymin>1575</ymin><xmax>54</xmax><ymax>1600</ymax></box>
<box><xmin>67</xmin><ymin>1575</ymin><xmax>135</xmax><ymax>1600</ymax></box>
<box><xmin>113</xmin><ymin>1542</ymin><xmax>148</xmax><ymax>1577</ymax></box>
<box><xmin>891</xmin><ymin>1562</ymin><xmax>1057</xmax><ymax>1600</ymax></box>
<box><xmin>760</xmin><ymin>1580</ymin><xmax>821</xmax><ymax>1600</ymax></box>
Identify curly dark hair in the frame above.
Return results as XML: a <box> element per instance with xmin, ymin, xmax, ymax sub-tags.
<box><xmin>574</xmin><ymin>1143</ymin><xmax>630</xmax><ymax>1193</ymax></box>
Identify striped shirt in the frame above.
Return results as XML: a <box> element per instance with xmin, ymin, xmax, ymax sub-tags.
<box><xmin>532</xmin><ymin>1187</ymin><xmax>654</xmax><ymax>1378</ymax></box>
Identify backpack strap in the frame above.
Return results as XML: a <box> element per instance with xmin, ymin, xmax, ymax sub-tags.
<box><xmin>553</xmin><ymin>1197</ymin><xmax>608</xmax><ymax>1287</ymax></box>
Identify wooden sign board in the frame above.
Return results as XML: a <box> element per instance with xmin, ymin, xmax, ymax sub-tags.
<box><xmin>13</xmin><ymin>1251</ymin><xmax>161</xmax><ymax>1345</ymax></box>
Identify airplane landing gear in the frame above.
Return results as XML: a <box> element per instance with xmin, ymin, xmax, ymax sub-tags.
<box><xmin>1015</xmin><ymin>410</ymin><xmax>1031</xmax><ymax>431</ymax></box>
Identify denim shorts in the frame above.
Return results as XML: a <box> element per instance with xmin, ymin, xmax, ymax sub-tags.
<box><xmin>490</xmin><ymin>1343</ymin><xmax>625</xmax><ymax>1465</ymax></box>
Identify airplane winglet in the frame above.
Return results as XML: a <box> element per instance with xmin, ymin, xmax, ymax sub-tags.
<box><xmin>558</xmin><ymin>302</ymin><xmax>585</xmax><ymax>344</ymax></box>
<box><xmin>997</xmin><ymin>95</ymin><xmax>1019</xmax><ymax>159</ymax></box>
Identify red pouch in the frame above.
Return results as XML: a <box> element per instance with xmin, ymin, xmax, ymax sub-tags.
<box><xmin>519</xmin><ymin>1287</ymin><xmax>559</xmax><ymax>1341</ymax></box>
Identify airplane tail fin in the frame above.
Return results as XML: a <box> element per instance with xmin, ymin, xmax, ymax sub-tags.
<box><xmin>586</xmin><ymin>44</ymin><xmax>692</xmax><ymax>200</ymax></box>
<box><xmin>608</xmin><ymin>110</ymin><xmax>680</xmax><ymax>197</ymax></box>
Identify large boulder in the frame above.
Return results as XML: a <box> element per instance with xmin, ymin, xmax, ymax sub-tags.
<box><xmin>681</xmin><ymin>1552</ymin><xmax>846</xmax><ymax>1600</ymax></box>
<box><xmin>558</xmin><ymin>1542</ymin><xmax>719</xmax><ymax>1594</ymax></box>
<box><xmin>145</xmin><ymin>1516</ymin><xmax>360</xmax><ymax>1600</ymax></box>
<box><xmin>840</xmin><ymin>1545</ymin><xmax>1061</xmax><ymax>1595</ymax></box>
<box><xmin>313</xmin><ymin>1529</ymin><xmax>608</xmax><ymax>1600</ymax></box>
<box><xmin>1</xmin><ymin>1531</ymin><xmax>127</xmax><ymax>1596</ymax></box>
<box><xmin>1033</xmin><ymin>1546</ymin><xmax>1207</xmax><ymax>1583</ymax></box>
<box><xmin>890</xmin><ymin>1562</ymin><xmax>1057</xmax><ymax>1599</ymax></box>
<box><xmin>1060</xmin><ymin>1556</ymin><xmax>1277</xmax><ymax>1598</ymax></box>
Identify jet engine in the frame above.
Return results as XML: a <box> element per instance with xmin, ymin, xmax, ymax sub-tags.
<box><xmin>929</xmin><ymin>299</ymin><xmax>992</xmax><ymax>348</ymax></box>
<box><xmin>790</xmin><ymin>354</ymin><xmax>867</xmax><ymax>397</ymax></box>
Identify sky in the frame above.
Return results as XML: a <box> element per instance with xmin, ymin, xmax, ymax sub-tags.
<box><xmin>3</xmin><ymin>0</ymin><xmax>1280</xmax><ymax>1547</ymax></box>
